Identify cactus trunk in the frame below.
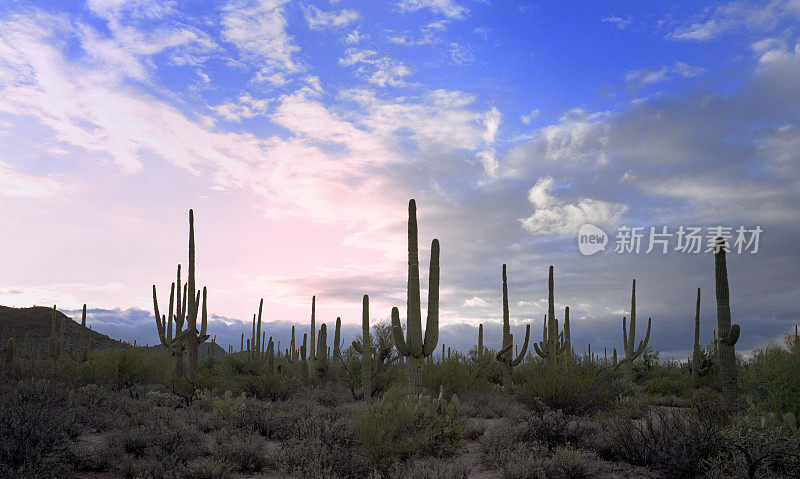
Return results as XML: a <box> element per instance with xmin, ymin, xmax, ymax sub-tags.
<box><xmin>691</xmin><ymin>288</ymin><xmax>701</xmax><ymax>389</ymax></box>
<box><xmin>715</xmin><ymin>237</ymin><xmax>739</xmax><ymax>399</ymax></box>
<box><xmin>390</xmin><ymin>199</ymin><xmax>439</xmax><ymax>396</ymax></box>
<box><xmin>361</xmin><ymin>296</ymin><xmax>372</xmax><ymax>399</ymax></box>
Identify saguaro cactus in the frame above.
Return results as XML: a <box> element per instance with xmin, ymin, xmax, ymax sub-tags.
<box><xmin>478</xmin><ymin>323</ymin><xmax>484</xmax><ymax>358</ymax></box>
<box><xmin>534</xmin><ymin>266</ymin><xmax>567</xmax><ymax>365</ymax></box>
<box><xmin>391</xmin><ymin>199</ymin><xmax>440</xmax><ymax>396</ymax></box>
<box><xmin>332</xmin><ymin>317</ymin><xmax>341</xmax><ymax>382</ymax></box>
<box><xmin>79</xmin><ymin>304</ymin><xmax>88</xmax><ymax>362</ymax></box>
<box><xmin>495</xmin><ymin>264</ymin><xmax>530</xmax><ymax>389</ymax></box>
<box><xmin>316</xmin><ymin>324</ymin><xmax>329</xmax><ymax>387</ymax></box>
<box><xmin>300</xmin><ymin>333</ymin><xmax>308</xmax><ymax>380</ymax></box>
<box><xmin>153</xmin><ymin>210</ymin><xmax>209</xmax><ymax>380</ymax></box>
<box><xmin>49</xmin><ymin>305</ymin><xmax>63</xmax><ymax>359</ymax></box>
<box><xmin>715</xmin><ymin>237</ymin><xmax>740</xmax><ymax>399</ymax></box>
<box><xmin>690</xmin><ymin>288</ymin><xmax>701</xmax><ymax>389</ymax></box>
<box><xmin>310</xmin><ymin>296</ymin><xmax>316</xmax><ymax>380</ymax></box>
<box><xmin>620</xmin><ymin>279</ymin><xmax>652</xmax><ymax>382</ymax></box>
<box><xmin>353</xmin><ymin>295</ymin><xmax>372</xmax><ymax>399</ymax></box>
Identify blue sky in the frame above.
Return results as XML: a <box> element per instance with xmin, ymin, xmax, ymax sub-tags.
<box><xmin>0</xmin><ymin>0</ymin><xmax>798</xmax><ymax>358</ymax></box>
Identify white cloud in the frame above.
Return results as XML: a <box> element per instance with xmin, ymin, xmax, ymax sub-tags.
<box><xmin>304</xmin><ymin>5</ymin><xmax>360</xmax><ymax>30</ymax></box>
<box><xmin>210</xmin><ymin>95</ymin><xmax>270</xmax><ymax>122</ymax></box>
<box><xmin>339</xmin><ymin>48</ymin><xmax>412</xmax><ymax>87</ymax></box>
<box><xmin>482</xmin><ymin>106</ymin><xmax>501</xmax><ymax>144</ymax></box>
<box><xmin>667</xmin><ymin>0</ymin><xmax>800</xmax><ymax>41</ymax></box>
<box><xmin>519</xmin><ymin>177</ymin><xmax>628</xmax><ymax>235</ymax></box>
<box><xmin>397</xmin><ymin>0</ymin><xmax>468</xmax><ymax>19</ymax></box>
<box><xmin>625</xmin><ymin>61</ymin><xmax>706</xmax><ymax>88</ymax></box>
<box><xmin>477</xmin><ymin>150</ymin><xmax>499</xmax><ymax>178</ymax></box>
<box><xmin>463</xmin><ymin>296</ymin><xmax>488</xmax><ymax>307</ymax></box>
<box><xmin>520</xmin><ymin>109</ymin><xmax>540</xmax><ymax>124</ymax></box>
<box><xmin>601</xmin><ymin>15</ymin><xmax>632</xmax><ymax>30</ymax></box>
<box><xmin>449</xmin><ymin>42</ymin><xmax>474</xmax><ymax>64</ymax></box>
<box><xmin>0</xmin><ymin>161</ymin><xmax>63</xmax><ymax>199</ymax></box>
<box><xmin>344</xmin><ymin>29</ymin><xmax>368</xmax><ymax>44</ymax></box>
<box><xmin>221</xmin><ymin>0</ymin><xmax>301</xmax><ymax>85</ymax></box>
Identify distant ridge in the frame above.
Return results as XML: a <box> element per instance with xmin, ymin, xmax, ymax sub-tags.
<box><xmin>0</xmin><ymin>305</ymin><xmax>226</xmax><ymax>358</ymax></box>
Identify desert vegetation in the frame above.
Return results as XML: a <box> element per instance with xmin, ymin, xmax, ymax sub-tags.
<box><xmin>1</xmin><ymin>201</ymin><xmax>798</xmax><ymax>479</ymax></box>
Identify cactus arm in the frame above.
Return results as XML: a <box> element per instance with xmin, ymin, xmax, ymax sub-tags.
<box><xmin>533</xmin><ymin>341</ymin><xmax>548</xmax><ymax>358</ymax></box>
<box><xmin>511</xmin><ymin>324</ymin><xmax>530</xmax><ymax>366</ymax></box>
<box><xmin>622</xmin><ymin>316</ymin><xmax>628</xmax><ymax>350</ymax></box>
<box><xmin>256</xmin><ymin>298</ymin><xmax>263</xmax><ymax>353</ymax></box>
<box><xmin>153</xmin><ymin>285</ymin><xmax>166</xmax><ymax>343</ymax></box>
<box><xmin>422</xmin><ymin>239</ymin><xmax>440</xmax><ymax>357</ymax></box>
<box><xmin>724</xmin><ymin>323</ymin><xmax>740</xmax><ymax>345</ymax></box>
<box><xmin>200</xmin><ymin>287</ymin><xmax>208</xmax><ymax>337</ymax></box>
<box><xmin>352</xmin><ymin>341</ymin><xmax>363</xmax><ymax>354</ymax></box>
<box><xmin>496</xmin><ymin>342</ymin><xmax>513</xmax><ymax>361</ymax></box>
<box><xmin>633</xmin><ymin>317</ymin><xmax>651</xmax><ymax>357</ymax></box>
<box><xmin>391</xmin><ymin>306</ymin><xmax>409</xmax><ymax>356</ymax></box>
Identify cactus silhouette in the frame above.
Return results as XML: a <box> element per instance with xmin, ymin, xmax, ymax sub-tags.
<box><xmin>690</xmin><ymin>288</ymin><xmax>701</xmax><ymax>389</ymax></box>
<box><xmin>316</xmin><ymin>323</ymin><xmax>328</xmax><ymax>387</ymax></box>
<box><xmin>715</xmin><ymin>237</ymin><xmax>740</xmax><ymax>399</ymax></box>
<box><xmin>620</xmin><ymin>279</ymin><xmax>652</xmax><ymax>382</ymax></box>
<box><xmin>352</xmin><ymin>295</ymin><xmax>372</xmax><ymax>399</ymax></box>
<box><xmin>391</xmin><ymin>199</ymin><xmax>439</xmax><ymax>396</ymax></box>
<box><xmin>495</xmin><ymin>264</ymin><xmax>530</xmax><ymax>389</ymax></box>
<box><xmin>153</xmin><ymin>210</ymin><xmax>209</xmax><ymax>380</ymax></box>
<box><xmin>534</xmin><ymin>266</ymin><xmax>567</xmax><ymax>366</ymax></box>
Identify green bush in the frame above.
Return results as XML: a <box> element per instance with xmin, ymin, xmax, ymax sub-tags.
<box><xmin>354</xmin><ymin>385</ymin><xmax>466</xmax><ymax>473</ymax></box>
<box><xmin>596</xmin><ymin>389</ymin><xmax>731</xmax><ymax>476</ymax></box>
<box><xmin>515</xmin><ymin>361</ymin><xmax>619</xmax><ymax>415</ymax></box>
<box><xmin>0</xmin><ymin>379</ymin><xmax>80</xmax><ymax>475</ymax></box>
<box><xmin>740</xmin><ymin>343</ymin><xmax>800</xmax><ymax>420</ymax></box>
<box><xmin>388</xmin><ymin>457</ymin><xmax>472</xmax><ymax>478</ymax></box>
<box><xmin>703</xmin><ymin>413</ymin><xmax>800</xmax><ymax>479</ymax></box>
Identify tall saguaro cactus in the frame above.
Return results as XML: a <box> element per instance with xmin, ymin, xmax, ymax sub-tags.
<box><xmin>690</xmin><ymin>288</ymin><xmax>701</xmax><ymax>389</ymax></box>
<box><xmin>316</xmin><ymin>323</ymin><xmax>329</xmax><ymax>387</ymax></box>
<box><xmin>391</xmin><ymin>199</ymin><xmax>440</xmax><ymax>396</ymax></box>
<box><xmin>620</xmin><ymin>279</ymin><xmax>652</xmax><ymax>382</ymax></box>
<box><xmin>153</xmin><ymin>210</ymin><xmax>209</xmax><ymax>381</ymax></box>
<box><xmin>332</xmin><ymin>317</ymin><xmax>341</xmax><ymax>382</ymax></box>
<box><xmin>715</xmin><ymin>237</ymin><xmax>740</xmax><ymax>399</ymax></box>
<box><xmin>495</xmin><ymin>264</ymin><xmax>530</xmax><ymax>388</ymax></box>
<box><xmin>310</xmin><ymin>296</ymin><xmax>316</xmax><ymax>380</ymax></box>
<box><xmin>79</xmin><ymin>304</ymin><xmax>88</xmax><ymax>362</ymax></box>
<box><xmin>353</xmin><ymin>295</ymin><xmax>372</xmax><ymax>399</ymax></box>
<box><xmin>534</xmin><ymin>266</ymin><xmax>567</xmax><ymax>366</ymax></box>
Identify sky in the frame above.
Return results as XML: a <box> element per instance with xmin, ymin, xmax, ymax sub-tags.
<box><xmin>0</xmin><ymin>0</ymin><xmax>798</xmax><ymax>359</ymax></box>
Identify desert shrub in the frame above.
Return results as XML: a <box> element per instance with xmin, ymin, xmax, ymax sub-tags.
<box><xmin>0</xmin><ymin>379</ymin><xmax>81</xmax><ymax>475</ymax></box>
<box><xmin>515</xmin><ymin>362</ymin><xmax>619</xmax><ymax>415</ymax></box>
<box><xmin>596</xmin><ymin>389</ymin><xmax>731</xmax><ymax>476</ymax></box>
<box><xmin>354</xmin><ymin>385</ymin><xmax>466</xmax><ymax>473</ymax></box>
<box><xmin>423</xmin><ymin>354</ymin><xmax>488</xmax><ymax>398</ymax></box>
<box><xmin>463</xmin><ymin>418</ymin><xmax>488</xmax><ymax>440</ymax></box>
<box><xmin>703</xmin><ymin>414</ymin><xmax>800</xmax><ymax>479</ymax></box>
<box><xmin>519</xmin><ymin>408</ymin><xmax>597</xmax><ymax>450</ymax></box>
<box><xmin>739</xmin><ymin>343</ymin><xmax>800</xmax><ymax>420</ymax></box>
<box><xmin>213</xmin><ymin>430</ymin><xmax>268</xmax><ymax>472</ymax></box>
<box><xmin>543</xmin><ymin>446</ymin><xmax>601</xmax><ymax>479</ymax></box>
<box><xmin>340</xmin><ymin>322</ymin><xmax>402</xmax><ymax>399</ymax></box>
<box><xmin>180</xmin><ymin>456</ymin><xmax>232</xmax><ymax>479</ymax></box>
<box><xmin>643</xmin><ymin>372</ymin><xmax>690</xmax><ymax>399</ymax></box>
<box><xmin>277</xmin><ymin>409</ymin><xmax>367</xmax><ymax>478</ymax></box>
<box><xmin>209</xmin><ymin>392</ymin><xmax>280</xmax><ymax>437</ymax></box>
<box><xmin>461</xmin><ymin>387</ymin><xmax>524</xmax><ymax>419</ymax></box>
<box><xmin>389</xmin><ymin>456</ymin><xmax>472</xmax><ymax>478</ymax></box>
<box><xmin>479</xmin><ymin>422</ymin><xmax>524</xmax><ymax>470</ymax></box>
<box><xmin>79</xmin><ymin>348</ymin><xmax>169</xmax><ymax>393</ymax></box>
<box><xmin>498</xmin><ymin>442</ymin><xmax>548</xmax><ymax>479</ymax></box>
<box><xmin>223</xmin><ymin>372</ymin><xmax>296</xmax><ymax>401</ymax></box>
